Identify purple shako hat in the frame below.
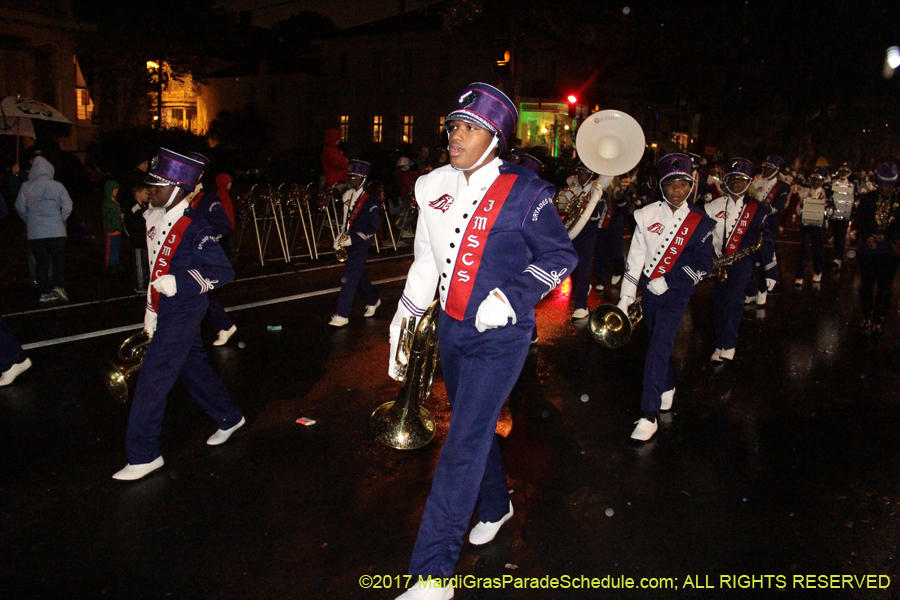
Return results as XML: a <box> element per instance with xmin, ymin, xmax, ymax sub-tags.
<box><xmin>762</xmin><ymin>154</ymin><xmax>785</xmax><ymax>170</ymax></box>
<box><xmin>838</xmin><ymin>161</ymin><xmax>854</xmax><ymax>172</ymax></box>
<box><xmin>519</xmin><ymin>154</ymin><xmax>543</xmax><ymax>176</ymax></box>
<box><xmin>725</xmin><ymin>157</ymin><xmax>755</xmax><ymax>179</ymax></box>
<box><xmin>444</xmin><ymin>82</ymin><xmax>518</xmax><ymax>150</ymax></box>
<box><xmin>144</xmin><ymin>148</ymin><xmax>206</xmax><ymax>191</ymax></box>
<box><xmin>658</xmin><ymin>153</ymin><xmax>694</xmax><ymax>185</ymax></box>
<box><xmin>574</xmin><ymin>158</ymin><xmax>594</xmax><ymax>174</ymax></box>
<box><xmin>812</xmin><ymin>166</ymin><xmax>830</xmax><ymax>179</ymax></box>
<box><xmin>875</xmin><ymin>161</ymin><xmax>899</xmax><ymax>185</ymax></box>
<box><xmin>348</xmin><ymin>159</ymin><xmax>371</xmax><ymax>178</ymax></box>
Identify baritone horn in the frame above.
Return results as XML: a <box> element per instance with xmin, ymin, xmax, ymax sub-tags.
<box><xmin>101</xmin><ymin>331</ymin><xmax>151</xmax><ymax>402</ymax></box>
<box><xmin>371</xmin><ymin>300</ymin><xmax>440</xmax><ymax>449</ymax></box>
<box><xmin>566</xmin><ymin>110</ymin><xmax>646</xmax><ymax>238</ymax></box>
<box><xmin>588</xmin><ymin>301</ymin><xmax>643</xmax><ymax>349</ymax></box>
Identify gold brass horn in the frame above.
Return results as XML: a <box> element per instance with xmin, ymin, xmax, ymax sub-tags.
<box><xmin>371</xmin><ymin>300</ymin><xmax>440</xmax><ymax>449</ymax></box>
<box><xmin>588</xmin><ymin>300</ymin><xmax>643</xmax><ymax>349</ymax></box>
<box><xmin>101</xmin><ymin>331</ymin><xmax>150</xmax><ymax>403</ymax></box>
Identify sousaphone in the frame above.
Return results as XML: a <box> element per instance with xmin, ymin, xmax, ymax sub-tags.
<box><xmin>566</xmin><ymin>110</ymin><xmax>646</xmax><ymax>238</ymax></box>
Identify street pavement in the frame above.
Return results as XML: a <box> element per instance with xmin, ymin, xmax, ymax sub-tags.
<box><xmin>2</xmin><ymin>233</ymin><xmax>900</xmax><ymax>600</ymax></box>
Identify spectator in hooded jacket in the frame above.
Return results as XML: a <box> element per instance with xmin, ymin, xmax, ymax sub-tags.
<box><xmin>321</xmin><ymin>128</ymin><xmax>350</xmax><ymax>189</ymax></box>
<box><xmin>14</xmin><ymin>156</ymin><xmax>72</xmax><ymax>303</ymax></box>
<box><xmin>102</xmin><ymin>179</ymin><xmax>124</xmax><ymax>272</ymax></box>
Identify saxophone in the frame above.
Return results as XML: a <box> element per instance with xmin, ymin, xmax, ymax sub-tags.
<box><xmin>710</xmin><ymin>231</ymin><xmax>764</xmax><ymax>282</ymax></box>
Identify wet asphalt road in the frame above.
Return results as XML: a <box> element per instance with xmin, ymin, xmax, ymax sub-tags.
<box><xmin>2</xmin><ymin>234</ymin><xmax>900</xmax><ymax>600</ymax></box>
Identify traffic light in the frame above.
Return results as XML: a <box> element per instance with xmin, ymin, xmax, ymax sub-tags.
<box><xmin>567</xmin><ymin>95</ymin><xmax>577</xmax><ymax>118</ymax></box>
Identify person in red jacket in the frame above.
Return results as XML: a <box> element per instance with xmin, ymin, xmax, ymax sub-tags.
<box><xmin>321</xmin><ymin>128</ymin><xmax>349</xmax><ymax>189</ymax></box>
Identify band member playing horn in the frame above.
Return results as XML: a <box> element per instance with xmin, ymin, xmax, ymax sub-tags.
<box><xmin>113</xmin><ymin>148</ymin><xmax>244</xmax><ymax>481</ymax></box>
<box><xmin>619</xmin><ymin>153</ymin><xmax>715</xmax><ymax>441</ymax></box>
<box><xmin>560</xmin><ymin>160</ymin><xmax>603</xmax><ymax>319</ymax></box>
<box><xmin>853</xmin><ymin>161</ymin><xmax>900</xmax><ymax>334</ymax></box>
<box><xmin>593</xmin><ymin>173</ymin><xmax>632</xmax><ymax>292</ymax></box>
<box><xmin>328</xmin><ymin>160</ymin><xmax>382</xmax><ymax>327</ymax></box>
<box><xmin>746</xmin><ymin>154</ymin><xmax>791</xmax><ymax>304</ymax></box>
<box><xmin>388</xmin><ymin>83</ymin><xmax>577</xmax><ymax>600</ymax></box>
<box><xmin>794</xmin><ymin>167</ymin><xmax>830</xmax><ymax>285</ymax></box>
<box><xmin>705</xmin><ymin>158</ymin><xmax>774</xmax><ymax>365</ymax></box>
<box><xmin>829</xmin><ymin>161</ymin><xmax>856</xmax><ymax>270</ymax></box>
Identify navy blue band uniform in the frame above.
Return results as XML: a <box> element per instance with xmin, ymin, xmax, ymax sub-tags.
<box><xmin>563</xmin><ymin>177</ymin><xmax>604</xmax><ymax>313</ymax></box>
<box><xmin>621</xmin><ymin>199</ymin><xmax>715</xmax><ymax>413</ymax></box>
<box><xmin>335</xmin><ymin>185</ymin><xmax>381</xmax><ymax>318</ymax></box>
<box><xmin>795</xmin><ymin>184</ymin><xmax>828</xmax><ymax>280</ymax></box>
<box><xmin>191</xmin><ymin>187</ymin><xmax>235</xmax><ymax>334</ymax></box>
<box><xmin>749</xmin><ymin>175</ymin><xmax>791</xmax><ymax>294</ymax></box>
<box><xmin>704</xmin><ymin>192</ymin><xmax>774</xmax><ymax>355</ymax></box>
<box><xmin>389</xmin><ymin>157</ymin><xmax>577</xmax><ymax>578</ymax></box>
<box><xmin>594</xmin><ymin>179</ymin><xmax>631</xmax><ymax>290</ymax></box>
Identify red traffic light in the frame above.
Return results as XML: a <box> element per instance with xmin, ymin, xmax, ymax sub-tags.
<box><xmin>567</xmin><ymin>95</ymin><xmax>577</xmax><ymax>104</ymax></box>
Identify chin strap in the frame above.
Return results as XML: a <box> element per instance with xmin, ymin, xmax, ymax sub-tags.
<box><xmin>659</xmin><ymin>179</ymin><xmax>695</xmax><ymax>209</ymax></box>
<box><xmin>725</xmin><ymin>177</ymin><xmax>750</xmax><ymax>197</ymax></box>
<box><xmin>451</xmin><ymin>134</ymin><xmax>499</xmax><ymax>173</ymax></box>
<box><xmin>166</xmin><ymin>184</ymin><xmax>203</xmax><ymax>210</ymax></box>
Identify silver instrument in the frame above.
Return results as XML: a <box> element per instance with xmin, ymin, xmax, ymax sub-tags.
<box><xmin>831</xmin><ymin>181</ymin><xmax>854</xmax><ymax>221</ymax></box>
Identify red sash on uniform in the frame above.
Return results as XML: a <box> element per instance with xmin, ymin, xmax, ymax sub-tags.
<box><xmin>149</xmin><ymin>216</ymin><xmax>192</xmax><ymax>313</ymax></box>
<box><xmin>763</xmin><ymin>181</ymin><xmax>781</xmax><ymax>205</ymax></box>
<box><xmin>599</xmin><ymin>203</ymin><xmax>612</xmax><ymax>228</ymax></box>
<box><xmin>445</xmin><ymin>174</ymin><xmax>517</xmax><ymax>320</ymax></box>
<box><xmin>650</xmin><ymin>211</ymin><xmax>703</xmax><ymax>279</ymax></box>
<box><xmin>724</xmin><ymin>202</ymin><xmax>758</xmax><ymax>255</ymax></box>
<box><xmin>347</xmin><ymin>192</ymin><xmax>369</xmax><ymax>229</ymax></box>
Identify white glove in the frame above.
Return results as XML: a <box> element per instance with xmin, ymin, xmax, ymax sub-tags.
<box><xmin>340</xmin><ymin>235</ymin><xmax>352</xmax><ymax>247</ymax></box>
<box><xmin>143</xmin><ymin>310</ymin><xmax>158</xmax><ymax>339</ymax></box>
<box><xmin>647</xmin><ymin>277</ymin><xmax>668</xmax><ymax>296</ymax></box>
<box><xmin>152</xmin><ymin>274</ymin><xmax>178</xmax><ymax>297</ymax></box>
<box><xmin>388</xmin><ymin>360</ymin><xmax>404</xmax><ymax>382</ymax></box>
<box><xmin>766</xmin><ymin>278</ymin><xmax>777</xmax><ymax>292</ymax></box>
<box><xmin>475</xmin><ymin>291</ymin><xmax>515</xmax><ymax>333</ymax></box>
<box><xmin>617</xmin><ymin>295</ymin><xmax>634</xmax><ymax>313</ymax></box>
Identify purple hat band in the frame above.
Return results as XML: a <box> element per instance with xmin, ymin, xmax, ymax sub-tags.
<box><xmin>875</xmin><ymin>162</ymin><xmax>899</xmax><ymax>185</ymax></box>
<box><xmin>725</xmin><ymin>157</ymin><xmax>754</xmax><ymax>179</ymax></box>
<box><xmin>144</xmin><ymin>148</ymin><xmax>205</xmax><ymax>191</ymax></box>
<box><xmin>445</xmin><ymin>82</ymin><xmax>518</xmax><ymax>150</ymax></box>
<box><xmin>520</xmin><ymin>155</ymin><xmax>542</xmax><ymax>176</ymax></box>
<box><xmin>348</xmin><ymin>160</ymin><xmax>371</xmax><ymax>177</ymax></box>
<box><xmin>658</xmin><ymin>153</ymin><xmax>694</xmax><ymax>184</ymax></box>
<box><xmin>763</xmin><ymin>154</ymin><xmax>784</xmax><ymax>170</ymax></box>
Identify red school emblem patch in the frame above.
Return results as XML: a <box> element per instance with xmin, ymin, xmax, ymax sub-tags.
<box><xmin>429</xmin><ymin>194</ymin><xmax>454</xmax><ymax>213</ymax></box>
<box><xmin>647</xmin><ymin>222</ymin><xmax>665</xmax><ymax>234</ymax></box>
<box><xmin>147</xmin><ymin>226</ymin><xmax>156</xmax><ymax>240</ymax></box>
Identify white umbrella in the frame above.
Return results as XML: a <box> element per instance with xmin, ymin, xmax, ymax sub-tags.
<box><xmin>0</xmin><ymin>96</ymin><xmax>73</xmax><ymax>162</ymax></box>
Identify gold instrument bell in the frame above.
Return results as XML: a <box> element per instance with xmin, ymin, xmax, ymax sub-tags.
<box><xmin>371</xmin><ymin>300</ymin><xmax>440</xmax><ymax>450</ymax></box>
<box><xmin>101</xmin><ymin>331</ymin><xmax>151</xmax><ymax>403</ymax></box>
<box><xmin>588</xmin><ymin>301</ymin><xmax>643</xmax><ymax>349</ymax></box>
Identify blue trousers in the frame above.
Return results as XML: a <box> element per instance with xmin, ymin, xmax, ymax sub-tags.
<box><xmin>0</xmin><ymin>316</ymin><xmax>27</xmax><ymax>373</ymax></box>
<box><xmin>713</xmin><ymin>258</ymin><xmax>754</xmax><ymax>350</ymax></box>
<box><xmin>796</xmin><ymin>225</ymin><xmax>824</xmax><ymax>278</ymax></box>
<box><xmin>206</xmin><ymin>298</ymin><xmax>233</xmax><ymax>333</ymax></box>
<box><xmin>593</xmin><ymin>220</ymin><xmax>625</xmax><ymax>287</ymax></box>
<box><xmin>830</xmin><ymin>220</ymin><xmax>849</xmax><ymax>262</ymax></box>
<box><xmin>640</xmin><ymin>287</ymin><xmax>690</xmax><ymax>412</ymax></box>
<box><xmin>336</xmin><ymin>239</ymin><xmax>378</xmax><ymax>318</ymax></box>
<box><xmin>409</xmin><ymin>315</ymin><xmax>531</xmax><ymax>578</ymax></box>
<box><xmin>747</xmin><ymin>215</ymin><xmax>780</xmax><ymax>295</ymax></box>
<box><xmin>571</xmin><ymin>225</ymin><xmax>598</xmax><ymax>311</ymax></box>
<box><xmin>125</xmin><ymin>297</ymin><xmax>243</xmax><ymax>465</ymax></box>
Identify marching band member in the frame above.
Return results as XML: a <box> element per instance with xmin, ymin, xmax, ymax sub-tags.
<box><xmin>746</xmin><ymin>154</ymin><xmax>791</xmax><ymax>304</ymax></box>
<box><xmin>389</xmin><ymin>83</ymin><xmax>577</xmax><ymax>600</ymax></box>
<box><xmin>704</xmin><ymin>158</ymin><xmax>773</xmax><ymax>364</ymax></box>
<box><xmin>186</xmin><ymin>153</ymin><xmax>238</xmax><ymax>346</ymax></box>
<box><xmin>328</xmin><ymin>160</ymin><xmax>382</xmax><ymax>327</ymax></box>
<box><xmin>519</xmin><ymin>154</ymin><xmax>546</xmax><ymax>344</ymax></box>
<box><xmin>794</xmin><ymin>167</ymin><xmax>830</xmax><ymax>285</ymax></box>
<box><xmin>560</xmin><ymin>161</ymin><xmax>603</xmax><ymax>319</ymax></box>
<box><xmin>593</xmin><ymin>174</ymin><xmax>631</xmax><ymax>292</ymax></box>
<box><xmin>853</xmin><ymin>162</ymin><xmax>900</xmax><ymax>334</ymax></box>
<box><xmin>620</xmin><ymin>153</ymin><xmax>715</xmax><ymax>441</ymax></box>
<box><xmin>113</xmin><ymin>149</ymin><xmax>244</xmax><ymax>481</ymax></box>
<box><xmin>828</xmin><ymin>162</ymin><xmax>856</xmax><ymax>270</ymax></box>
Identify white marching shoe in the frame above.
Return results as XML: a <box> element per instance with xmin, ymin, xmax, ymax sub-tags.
<box><xmin>395</xmin><ymin>581</ymin><xmax>454</xmax><ymax>600</ymax></box>
<box><xmin>364</xmin><ymin>298</ymin><xmax>381</xmax><ymax>317</ymax></box>
<box><xmin>744</xmin><ymin>294</ymin><xmax>756</xmax><ymax>304</ymax></box>
<box><xmin>660</xmin><ymin>388</ymin><xmax>675</xmax><ymax>411</ymax></box>
<box><xmin>328</xmin><ymin>315</ymin><xmax>349</xmax><ymax>327</ymax></box>
<box><xmin>756</xmin><ymin>291</ymin><xmax>767</xmax><ymax>306</ymax></box>
<box><xmin>468</xmin><ymin>500</ymin><xmax>513</xmax><ymax>545</ymax></box>
<box><xmin>812</xmin><ymin>272</ymin><xmax>822</xmax><ymax>283</ymax></box>
<box><xmin>0</xmin><ymin>357</ymin><xmax>32</xmax><ymax>386</ymax></box>
<box><xmin>207</xmin><ymin>416</ymin><xmax>245</xmax><ymax>446</ymax></box>
<box><xmin>213</xmin><ymin>325</ymin><xmax>237</xmax><ymax>346</ymax></box>
<box><xmin>572</xmin><ymin>308</ymin><xmax>590</xmax><ymax>320</ymax></box>
<box><xmin>610</xmin><ymin>274</ymin><xmax>622</xmax><ymax>285</ymax></box>
<box><xmin>630</xmin><ymin>418</ymin><xmax>658</xmax><ymax>441</ymax></box>
<box><xmin>112</xmin><ymin>456</ymin><xmax>164</xmax><ymax>481</ymax></box>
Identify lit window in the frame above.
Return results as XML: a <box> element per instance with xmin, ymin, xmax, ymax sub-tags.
<box><xmin>340</xmin><ymin>116</ymin><xmax>349</xmax><ymax>142</ymax></box>
<box><xmin>438</xmin><ymin>115</ymin><xmax>445</xmax><ymax>136</ymax></box>
<box><xmin>75</xmin><ymin>88</ymin><xmax>93</xmax><ymax>121</ymax></box>
<box><xmin>373</xmin><ymin>115</ymin><xmax>383</xmax><ymax>143</ymax></box>
<box><xmin>403</xmin><ymin>115</ymin><xmax>414</xmax><ymax>144</ymax></box>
